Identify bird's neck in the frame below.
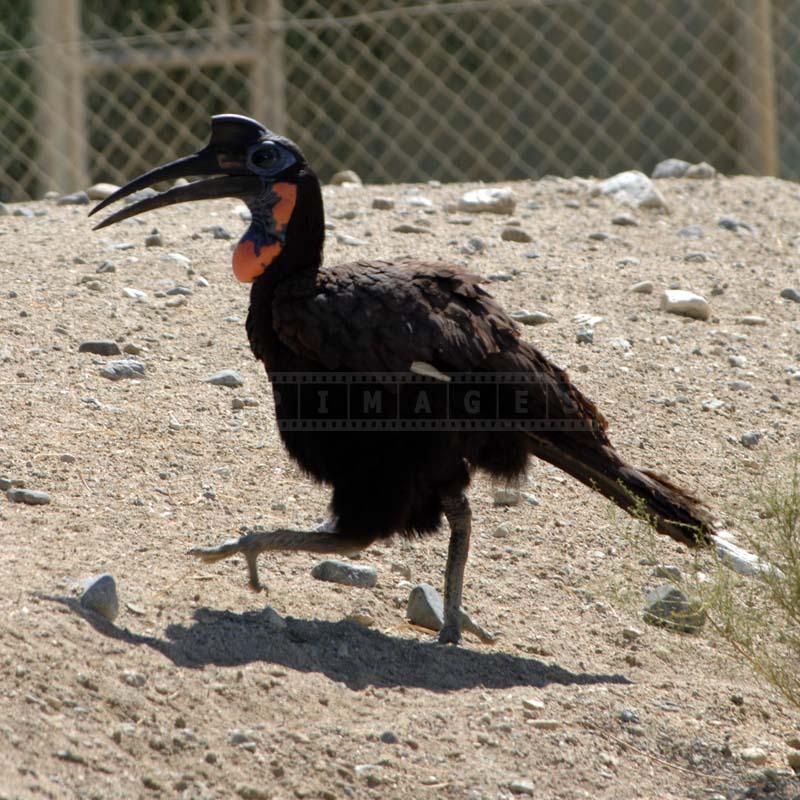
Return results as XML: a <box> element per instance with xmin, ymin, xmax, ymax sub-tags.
<box><xmin>248</xmin><ymin>169</ymin><xmax>325</xmax><ymax>286</ymax></box>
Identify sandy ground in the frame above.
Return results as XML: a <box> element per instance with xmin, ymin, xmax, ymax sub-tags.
<box><xmin>1</xmin><ymin>171</ymin><xmax>799</xmax><ymax>800</ymax></box>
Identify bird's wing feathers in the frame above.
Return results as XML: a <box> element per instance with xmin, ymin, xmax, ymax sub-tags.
<box><xmin>272</xmin><ymin>260</ymin><xmax>519</xmax><ymax>373</ymax></box>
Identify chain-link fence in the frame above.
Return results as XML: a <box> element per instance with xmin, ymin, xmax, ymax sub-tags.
<box><xmin>0</xmin><ymin>0</ymin><xmax>796</xmax><ymax>202</ymax></box>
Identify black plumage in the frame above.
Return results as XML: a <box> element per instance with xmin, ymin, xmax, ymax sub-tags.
<box><xmin>91</xmin><ymin>115</ymin><xmax>717</xmax><ymax>644</ymax></box>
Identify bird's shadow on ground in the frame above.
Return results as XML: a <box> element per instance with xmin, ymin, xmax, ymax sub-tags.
<box><xmin>45</xmin><ymin>596</ymin><xmax>631</xmax><ymax>692</ymax></box>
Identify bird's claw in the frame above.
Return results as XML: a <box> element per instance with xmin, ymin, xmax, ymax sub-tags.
<box><xmin>437</xmin><ymin>609</ymin><xmax>498</xmax><ymax>645</ymax></box>
<box><xmin>188</xmin><ymin>534</ymin><xmax>267</xmax><ymax>594</ymax></box>
<box><xmin>459</xmin><ymin>609</ymin><xmax>499</xmax><ymax>644</ymax></box>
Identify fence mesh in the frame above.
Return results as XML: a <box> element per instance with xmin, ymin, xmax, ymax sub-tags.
<box><xmin>0</xmin><ymin>0</ymin><xmax>796</xmax><ymax>201</ymax></box>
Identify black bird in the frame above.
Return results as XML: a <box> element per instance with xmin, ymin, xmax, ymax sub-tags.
<box><xmin>91</xmin><ymin>114</ymin><xmax>758</xmax><ymax>644</ymax></box>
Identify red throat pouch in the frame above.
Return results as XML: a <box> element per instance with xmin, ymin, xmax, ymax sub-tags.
<box><xmin>232</xmin><ymin>182</ymin><xmax>297</xmax><ymax>283</ymax></box>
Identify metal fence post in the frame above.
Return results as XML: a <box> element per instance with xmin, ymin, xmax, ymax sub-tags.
<box><xmin>33</xmin><ymin>0</ymin><xmax>88</xmax><ymax>194</ymax></box>
<box><xmin>737</xmin><ymin>0</ymin><xmax>778</xmax><ymax>175</ymax></box>
<box><xmin>250</xmin><ymin>0</ymin><xmax>286</xmax><ymax>133</ymax></box>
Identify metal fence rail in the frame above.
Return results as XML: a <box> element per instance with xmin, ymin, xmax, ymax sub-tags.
<box><xmin>0</xmin><ymin>0</ymin><xmax>793</xmax><ymax>202</ymax></box>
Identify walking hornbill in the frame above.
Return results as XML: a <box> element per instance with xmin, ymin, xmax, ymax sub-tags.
<box><xmin>90</xmin><ymin>114</ymin><xmax>762</xmax><ymax>645</ymax></box>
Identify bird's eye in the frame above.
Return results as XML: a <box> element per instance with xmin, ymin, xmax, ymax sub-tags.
<box><xmin>250</xmin><ymin>144</ymin><xmax>280</xmax><ymax>169</ymax></box>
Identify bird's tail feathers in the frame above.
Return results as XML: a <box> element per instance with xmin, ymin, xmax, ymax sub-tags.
<box><xmin>526</xmin><ymin>434</ymin><xmax>713</xmax><ymax>547</ymax></box>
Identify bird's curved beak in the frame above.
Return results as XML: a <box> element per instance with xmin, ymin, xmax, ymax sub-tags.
<box><xmin>89</xmin><ymin>115</ymin><xmax>264</xmax><ymax>230</ymax></box>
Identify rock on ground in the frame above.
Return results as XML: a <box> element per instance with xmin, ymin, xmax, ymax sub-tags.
<box><xmin>310</xmin><ymin>560</ymin><xmax>377</xmax><ymax>588</ymax></box>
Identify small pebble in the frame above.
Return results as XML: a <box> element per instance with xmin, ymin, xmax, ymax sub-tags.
<box><xmin>7</xmin><ymin>488</ymin><xmax>51</xmax><ymax>505</ymax></box>
<box><xmin>461</xmin><ymin>237</ymin><xmax>487</xmax><ymax>255</ymax></box>
<box><xmin>160</xmin><ymin>252</ymin><xmax>191</xmax><ymax>267</ymax></box>
<box><xmin>124</xmin><ymin>188</ymin><xmax>158</xmax><ymax>205</ymax></box>
<box><xmin>86</xmin><ymin>183</ymin><xmax>119</xmax><ymax>200</ymax></box>
<box><xmin>740</xmin><ymin>431</ymin><xmax>761</xmax><ymax>448</ymax></box>
<box><xmin>779</xmin><ymin>287</ymin><xmax>800</xmax><ymax>303</ymax></box>
<box><xmin>508</xmin><ymin>780</ymin><xmax>535</xmax><ymax>796</ymax></box>
<box><xmin>311</xmin><ymin>560</ymin><xmax>377</xmax><ymax>588</ymax></box>
<box><xmin>501</xmin><ymin>227</ymin><xmax>532</xmax><ymax>242</ymax></box>
<box><xmin>336</xmin><ymin>233</ymin><xmax>367</xmax><ymax>247</ymax></box>
<box><xmin>686</xmin><ymin>162</ymin><xmax>716</xmax><ymax>179</ymax></box>
<box><xmin>100</xmin><ymin>359</ymin><xmax>145</xmax><ymax>381</ymax></box>
<box><xmin>393</xmin><ymin>223</ymin><xmax>431</xmax><ymax>234</ymax></box>
<box><xmin>144</xmin><ymin>232</ymin><xmax>163</xmax><ymax>247</ymax></box>
<box><xmin>493</xmin><ymin>523</ymin><xmax>513</xmax><ymax>538</ymax></box>
<box><xmin>511</xmin><ymin>310</ymin><xmax>555</xmax><ymax>326</ymax></box>
<box><xmin>120</xmin><ymin>670</ymin><xmax>146</xmax><ymax>688</ymax></box>
<box><xmin>458</xmin><ymin>187</ymin><xmax>515</xmax><ymax>214</ymax></box>
<box><xmin>719</xmin><ymin>216</ymin><xmax>751</xmax><ymax>233</ymax></box>
<box><xmin>330</xmin><ymin>170</ymin><xmax>362</xmax><ymax>186</ymax></box>
<box><xmin>96</xmin><ymin>261</ymin><xmax>116</xmax><ymax>274</ymax></box>
<box><xmin>652</xmin><ymin>564</ymin><xmax>682</xmax><ymax>581</ymax></box>
<box><xmin>79</xmin><ymin>574</ymin><xmax>119</xmax><ymax>621</ymax></box>
<box><xmin>204</xmin><ymin>370</ymin><xmax>244</xmax><ymax>388</ymax></box>
<box><xmin>122</xmin><ymin>287</ymin><xmax>147</xmax><ymax>301</ymax></box>
<box><xmin>594</xmin><ymin>170</ymin><xmax>667</xmax><ymax>210</ymax></box>
<box><xmin>200</xmin><ymin>225</ymin><xmax>232</xmax><ymax>240</ymax></box>
<box><xmin>643</xmin><ymin>585</ymin><xmax>705</xmax><ymax>632</ymax></box>
<box><xmin>630</xmin><ymin>280</ymin><xmax>654</xmax><ymax>294</ymax></box>
<box><xmin>78</xmin><ymin>340</ymin><xmax>121</xmax><ymax>356</ymax></box>
<box><xmin>371</xmin><ymin>197</ymin><xmax>394</xmax><ymax>210</ymax></box>
<box><xmin>522</xmin><ymin>698</ymin><xmax>545</xmax><ymax>713</ymax></box>
<box><xmin>652</xmin><ymin>158</ymin><xmax>690</xmax><ymax>179</ymax></box>
<box><xmin>612</xmin><ymin>213</ymin><xmax>638</xmax><ymax>226</ymax></box>
<box><xmin>737</xmin><ymin>316</ymin><xmax>767</xmax><ymax>326</ymax></box>
<box><xmin>57</xmin><ymin>191</ymin><xmax>90</xmax><ymax>206</ymax></box>
<box><xmin>660</xmin><ymin>290</ymin><xmax>710</xmax><ymax>321</ymax></box>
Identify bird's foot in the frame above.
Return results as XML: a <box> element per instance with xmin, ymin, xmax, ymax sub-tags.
<box><xmin>437</xmin><ymin>609</ymin><xmax>498</xmax><ymax>645</ymax></box>
<box><xmin>437</xmin><ymin>624</ymin><xmax>461</xmax><ymax>645</ymax></box>
<box><xmin>188</xmin><ymin>530</ymin><xmax>269</xmax><ymax>592</ymax></box>
<box><xmin>458</xmin><ymin>609</ymin><xmax>499</xmax><ymax>644</ymax></box>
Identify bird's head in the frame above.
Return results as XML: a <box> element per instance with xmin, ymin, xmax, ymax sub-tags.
<box><xmin>90</xmin><ymin>114</ymin><xmax>322</xmax><ymax>282</ymax></box>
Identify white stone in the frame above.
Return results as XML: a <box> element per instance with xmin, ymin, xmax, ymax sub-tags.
<box><xmin>121</xmin><ymin>287</ymin><xmax>147</xmax><ymax>301</ymax></box>
<box><xmin>660</xmin><ymin>290</ymin><xmax>710</xmax><ymax>320</ymax></box>
<box><xmin>457</xmin><ymin>187</ymin><xmax>516</xmax><ymax>214</ymax></box>
<box><xmin>86</xmin><ymin>182</ymin><xmax>120</xmax><ymax>200</ymax></box>
<box><xmin>595</xmin><ymin>170</ymin><xmax>667</xmax><ymax>209</ymax></box>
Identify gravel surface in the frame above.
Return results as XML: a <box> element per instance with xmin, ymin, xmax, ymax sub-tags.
<box><xmin>1</xmin><ymin>172</ymin><xmax>800</xmax><ymax>799</ymax></box>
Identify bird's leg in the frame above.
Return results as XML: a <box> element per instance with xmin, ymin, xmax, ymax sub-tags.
<box><xmin>439</xmin><ymin>494</ymin><xmax>497</xmax><ymax>645</ymax></box>
<box><xmin>189</xmin><ymin>526</ymin><xmax>364</xmax><ymax>592</ymax></box>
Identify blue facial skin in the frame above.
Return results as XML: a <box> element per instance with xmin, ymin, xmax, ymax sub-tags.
<box><xmin>242</xmin><ymin>182</ymin><xmax>289</xmax><ymax>257</ymax></box>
